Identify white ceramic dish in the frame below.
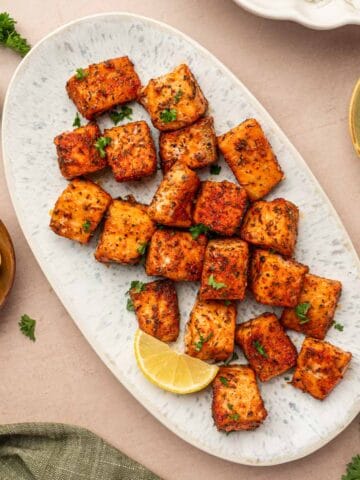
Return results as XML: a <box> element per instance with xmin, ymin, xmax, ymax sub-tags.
<box><xmin>2</xmin><ymin>13</ymin><xmax>360</xmax><ymax>466</ymax></box>
<box><xmin>233</xmin><ymin>0</ymin><xmax>360</xmax><ymax>29</ymax></box>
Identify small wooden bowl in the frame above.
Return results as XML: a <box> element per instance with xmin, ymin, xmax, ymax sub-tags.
<box><xmin>0</xmin><ymin>220</ymin><xmax>16</xmax><ymax>309</ymax></box>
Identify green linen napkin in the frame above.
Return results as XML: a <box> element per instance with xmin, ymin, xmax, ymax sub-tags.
<box><xmin>0</xmin><ymin>423</ymin><xmax>161</xmax><ymax>480</ymax></box>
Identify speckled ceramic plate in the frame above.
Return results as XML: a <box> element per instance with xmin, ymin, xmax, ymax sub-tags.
<box><xmin>2</xmin><ymin>13</ymin><xmax>360</xmax><ymax>466</ymax></box>
<box><xmin>233</xmin><ymin>0</ymin><xmax>360</xmax><ymax>30</ymax></box>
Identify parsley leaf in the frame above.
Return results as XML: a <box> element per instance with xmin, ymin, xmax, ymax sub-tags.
<box><xmin>75</xmin><ymin>67</ymin><xmax>88</xmax><ymax>80</ymax></box>
<box><xmin>253</xmin><ymin>340</ymin><xmax>267</xmax><ymax>358</ymax></box>
<box><xmin>208</xmin><ymin>274</ymin><xmax>226</xmax><ymax>290</ymax></box>
<box><xmin>295</xmin><ymin>302</ymin><xmax>311</xmax><ymax>324</ymax></box>
<box><xmin>219</xmin><ymin>376</ymin><xmax>228</xmax><ymax>386</ymax></box>
<box><xmin>227</xmin><ymin>403</ymin><xmax>233</xmax><ymax>410</ymax></box>
<box><xmin>126</xmin><ymin>298</ymin><xmax>135</xmax><ymax>312</ymax></box>
<box><xmin>189</xmin><ymin>223</ymin><xmax>210</xmax><ymax>240</ymax></box>
<box><xmin>210</xmin><ymin>164</ymin><xmax>221</xmax><ymax>175</ymax></box>
<box><xmin>334</xmin><ymin>322</ymin><xmax>344</xmax><ymax>332</ymax></box>
<box><xmin>194</xmin><ymin>330</ymin><xmax>213</xmax><ymax>352</ymax></box>
<box><xmin>284</xmin><ymin>376</ymin><xmax>290</xmax><ymax>381</ymax></box>
<box><xmin>73</xmin><ymin>112</ymin><xmax>81</xmax><ymax>128</ymax></box>
<box><xmin>224</xmin><ymin>351</ymin><xmax>239</xmax><ymax>366</ymax></box>
<box><xmin>0</xmin><ymin>13</ymin><xmax>31</xmax><ymax>57</ymax></box>
<box><xmin>82</xmin><ymin>220</ymin><xmax>91</xmax><ymax>233</ymax></box>
<box><xmin>160</xmin><ymin>109</ymin><xmax>177</xmax><ymax>123</ymax></box>
<box><xmin>94</xmin><ymin>136</ymin><xmax>111</xmax><ymax>158</ymax></box>
<box><xmin>129</xmin><ymin>280</ymin><xmax>145</xmax><ymax>294</ymax></box>
<box><xmin>109</xmin><ymin>105</ymin><xmax>133</xmax><ymax>125</ymax></box>
<box><xmin>224</xmin><ymin>300</ymin><xmax>231</xmax><ymax>306</ymax></box>
<box><xmin>174</xmin><ymin>90</ymin><xmax>183</xmax><ymax>104</ymax></box>
<box><xmin>342</xmin><ymin>455</ymin><xmax>360</xmax><ymax>480</ymax></box>
<box><xmin>137</xmin><ymin>242</ymin><xmax>148</xmax><ymax>256</ymax></box>
<box><xmin>19</xmin><ymin>314</ymin><xmax>36</xmax><ymax>341</ymax></box>
<box><xmin>229</xmin><ymin>413</ymin><xmax>240</xmax><ymax>421</ymax></box>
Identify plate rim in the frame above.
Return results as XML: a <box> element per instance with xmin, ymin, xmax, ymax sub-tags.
<box><xmin>232</xmin><ymin>0</ymin><xmax>360</xmax><ymax>30</ymax></box>
<box><xmin>2</xmin><ymin>11</ymin><xmax>360</xmax><ymax>466</ymax></box>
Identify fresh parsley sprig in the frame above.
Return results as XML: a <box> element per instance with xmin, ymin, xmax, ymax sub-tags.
<box><xmin>194</xmin><ymin>330</ymin><xmax>213</xmax><ymax>352</ymax></box>
<box><xmin>342</xmin><ymin>454</ymin><xmax>360</xmax><ymax>480</ymax></box>
<box><xmin>160</xmin><ymin>108</ymin><xmax>177</xmax><ymax>123</ymax></box>
<box><xmin>189</xmin><ymin>223</ymin><xmax>210</xmax><ymax>240</ymax></box>
<box><xmin>94</xmin><ymin>136</ymin><xmax>111</xmax><ymax>158</ymax></box>
<box><xmin>295</xmin><ymin>302</ymin><xmax>311</xmax><ymax>324</ymax></box>
<box><xmin>109</xmin><ymin>105</ymin><xmax>133</xmax><ymax>125</ymax></box>
<box><xmin>128</xmin><ymin>280</ymin><xmax>146</xmax><ymax>294</ymax></box>
<box><xmin>333</xmin><ymin>321</ymin><xmax>344</xmax><ymax>332</ymax></box>
<box><xmin>253</xmin><ymin>340</ymin><xmax>267</xmax><ymax>358</ymax></box>
<box><xmin>73</xmin><ymin>112</ymin><xmax>81</xmax><ymax>128</ymax></box>
<box><xmin>19</xmin><ymin>314</ymin><xmax>36</xmax><ymax>341</ymax></box>
<box><xmin>75</xmin><ymin>67</ymin><xmax>88</xmax><ymax>80</ymax></box>
<box><xmin>208</xmin><ymin>274</ymin><xmax>226</xmax><ymax>290</ymax></box>
<box><xmin>210</xmin><ymin>164</ymin><xmax>221</xmax><ymax>175</ymax></box>
<box><xmin>0</xmin><ymin>12</ymin><xmax>31</xmax><ymax>57</ymax></box>
<box><xmin>82</xmin><ymin>220</ymin><xmax>91</xmax><ymax>233</ymax></box>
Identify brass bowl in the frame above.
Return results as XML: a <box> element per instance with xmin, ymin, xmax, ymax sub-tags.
<box><xmin>0</xmin><ymin>220</ymin><xmax>16</xmax><ymax>309</ymax></box>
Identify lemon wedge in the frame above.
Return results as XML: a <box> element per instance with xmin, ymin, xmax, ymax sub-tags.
<box><xmin>134</xmin><ymin>329</ymin><xmax>219</xmax><ymax>394</ymax></box>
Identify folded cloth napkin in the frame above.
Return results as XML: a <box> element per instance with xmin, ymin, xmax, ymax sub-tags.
<box><xmin>0</xmin><ymin>423</ymin><xmax>161</xmax><ymax>479</ymax></box>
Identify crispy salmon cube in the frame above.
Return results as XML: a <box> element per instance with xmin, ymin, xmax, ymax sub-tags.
<box><xmin>212</xmin><ymin>365</ymin><xmax>267</xmax><ymax>432</ymax></box>
<box><xmin>159</xmin><ymin>117</ymin><xmax>217</xmax><ymax>173</ymax></box>
<box><xmin>148</xmin><ymin>162</ymin><xmax>200</xmax><ymax>228</ymax></box>
<box><xmin>200</xmin><ymin>239</ymin><xmax>249</xmax><ymax>300</ymax></box>
<box><xmin>129</xmin><ymin>280</ymin><xmax>179</xmax><ymax>342</ymax></box>
<box><xmin>94</xmin><ymin>197</ymin><xmax>156</xmax><ymax>264</ymax></box>
<box><xmin>193</xmin><ymin>180</ymin><xmax>248</xmax><ymax>236</ymax></box>
<box><xmin>235</xmin><ymin>313</ymin><xmax>297</xmax><ymax>382</ymax></box>
<box><xmin>66</xmin><ymin>56</ymin><xmax>141</xmax><ymax>120</ymax></box>
<box><xmin>217</xmin><ymin>119</ymin><xmax>284</xmax><ymax>201</ymax></box>
<box><xmin>104</xmin><ymin>121</ymin><xmax>157</xmax><ymax>182</ymax></box>
<box><xmin>240</xmin><ymin>198</ymin><xmax>299</xmax><ymax>256</ymax></box>
<box><xmin>139</xmin><ymin>64</ymin><xmax>208</xmax><ymax>131</ymax></box>
<box><xmin>249</xmin><ymin>249</ymin><xmax>308</xmax><ymax>307</ymax></box>
<box><xmin>145</xmin><ymin>229</ymin><xmax>207</xmax><ymax>282</ymax></box>
<box><xmin>50</xmin><ymin>178</ymin><xmax>111</xmax><ymax>244</ymax></box>
<box><xmin>292</xmin><ymin>337</ymin><xmax>351</xmax><ymax>400</ymax></box>
<box><xmin>54</xmin><ymin>123</ymin><xmax>106</xmax><ymax>179</ymax></box>
<box><xmin>184</xmin><ymin>297</ymin><xmax>236</xmax><ymax>361</ymax></box>
<box><xmin>281</xmin><ymin>274</ymin><xmax>342</xmax><ymax>340</ymax></box>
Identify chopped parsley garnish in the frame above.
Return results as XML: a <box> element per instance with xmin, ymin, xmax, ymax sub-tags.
<box><xmin>224</xmin><ymin>300</ymin><xmax>231</xmax><ymax>306</ymax></box>
<box><xmin>75</xmin><ymin>67</ymin><xmax>88</xmax><ymax>80</ymax></box>
<box><xmin>19</xmin><ymin>314</ymin><xmax>36</xmax><ymax>341</ymax></box>
<box><xmin>194</xmin><ymin>331</ymin><xmax>213</xmax><ymax>352</ymax></box>
<box><xmin>229</xmin><ymin>413</ymin><xmax>240</xmax><ymax>421</ymax></box>
<box><xmin>227</xmin><ymin>403</ymin><xmax>233</xmax><ymax>410</ymax></box>
<box><xmin>342</xmin><ymin>455</ymin><xmax>360</xmax><ymax>480</ymax></box>
<box><xmin>137</xmin><ymin>242</ymin><xmax>148</xmax><ymax>256</ymax></box>
<box><xmin>94</xmin><ymin>136</ymin><xmax>111</xmax><ymax>158</ymax></box>
<box><xmin>160</xmin><ymin>108</ymin><xmax>177</xmax><ymax>123</ymax></box>
<box><xmin>210</xmin><ymin>164</ymin><xmax>221</xmax><ymax>175</ymax></box>
<box><xmin>174</xmin><ymin>90</ymin><xmax>183</xmax><ymax>104</ymax></box>
<box><xmin>219</xmin><ymin>376</ymin><xmax>229</xmax><ymax>386</ymax></box>
<box><xmin>0</xmin><ymin>13</ymin><xmax>31</xmax><ymax>57</ymax></box>
<box><xmin>73</xmin><ymin>112</ymin><xmax>81</xmax><ymax>128</ymax></box>
<box><xmin>253</xmin><ymin>340</ymin><xmax>267</xmax><ymax>358</ymax></box>
<box><xmin>82</xmin><ymin>220</ymin><xmax>91</xmax><ymax>232</ymax></box>
<box><xmin>189</xmin><ymin>223</ymin><xmax>210</xmax><ymax>240</ymax></box>
<box><xmin>333</xmin><ymin>322</ymin><xmax>344</xmax><ymax>332</ymax></box>
<box><xmin>208</xmin><ymin>274</ymin><xmax>226</xmax><ymax>290</ymax></box>
<box><xmin>109</xmin><ymin>105</ymin><xmax>133</xmax><ymax>125</ymax></box>
<box><xmin>284</xmin><ymin>376</ymin><xmax>290</xmax><ymax>381</ymax></box>
<box><xmin>126</xmin><ymin>298</ymin><xmax>135</xmax><ymax>312</ymax></box>
<box><xmin>129</xmin><ymin>280</ymin><xmax>146</xmax><ymax>294</ymax></box>
<box><xmin>224</xmin><ymin>351</ymin><xmax>239</xmax><ymax>366</ymax></box>
<box><xmin>295</xmin><ymin>302</ymin><xmax>311</xmax><ymax>324</ymax></box>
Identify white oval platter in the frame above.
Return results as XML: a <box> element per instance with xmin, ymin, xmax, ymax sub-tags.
<box><xmin>233</xmin><ymin>0</ymin><xmax>360</xmax><ymax>30</ymax></box>
<box><xmin>2</xmin><ymin>13</ymin><xmax>360</xmax><ymax>466</ymax></box>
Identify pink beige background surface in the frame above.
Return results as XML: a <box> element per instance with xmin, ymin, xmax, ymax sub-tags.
<box><xmin>1</xmin><ymin>1</ymin><xmax>359</xmax><ymax>478</ymax></box>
